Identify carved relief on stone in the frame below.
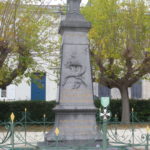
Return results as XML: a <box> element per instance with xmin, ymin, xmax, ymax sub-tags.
<box><xmin>62</xmin><ymin>52</ymin><xmax>87</xmax><ymax>89</ymax></box>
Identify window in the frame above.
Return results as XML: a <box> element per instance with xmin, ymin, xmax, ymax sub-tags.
<box><xmin>98</xmin><ymin>84</ymin><xmax>110</xmax><ymax>97</ymax></box>
<box><xmin>131</xmin><ymin>80</ymin><xmax>142</xmax><ymax>99</ymax></box>
<box><xmin>31</xmin><ymin>72</ymin><xmax>46</xmax><ymax>101</ymax></box>
<box><xmin>1</xmin><ymin>87</ymin><xmax>6</xmax><ymax>97</ymax></box>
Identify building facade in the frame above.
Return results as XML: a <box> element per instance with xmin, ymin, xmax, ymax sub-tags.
<box><xmin>0</xmin><ymin>4</ymin><xmax>150</xmax><ymax>101</ymax></box>
<box><xmin>93</xmin><ymin>80</ymin><xmax>150</xmax><ymax>100</ymax></box>
<box><xmin>1</xmin><ymin>77</ymin><xmax>150</xmax><ymax>101</ymax></box>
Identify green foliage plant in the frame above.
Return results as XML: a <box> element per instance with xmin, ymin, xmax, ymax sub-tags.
<box><xmin>0</xmin><ymin>100</ymin><xmax>149</xmax><ymax>122</ymax></box>
<box><xmin>0</xmin><ymin>0</ymin><xmax>60</xmax><ymax>88</ymax></box>
<box><xmin>82</xmin><ymin>0</ymin><xmax>150</xmax><ymax>123</ymax></box>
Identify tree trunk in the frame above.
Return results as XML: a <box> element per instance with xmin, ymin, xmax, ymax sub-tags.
<box><xmin>119</xmin><ymin>86</ymin><xmax>130</xmax><ymax>123</ymax></box>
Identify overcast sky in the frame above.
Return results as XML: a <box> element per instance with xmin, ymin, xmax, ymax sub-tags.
<box><xmin>0</xmin><ymin>0</ymin><xmax>89</xmax><ymax>6</ymax></box>
<box><xmin>39</xmin><ymin>0</ymin><xmax>88</xmax><ymax>6</ymax></box>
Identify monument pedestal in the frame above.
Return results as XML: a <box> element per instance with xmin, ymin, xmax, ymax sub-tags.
<box><xmin>45</xmin><ymin>107</ymin><xmax>101</xmax><ymax>141</ymax></box>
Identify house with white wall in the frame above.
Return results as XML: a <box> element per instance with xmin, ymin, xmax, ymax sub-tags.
<box><xmin>0</xmin><ymin>72</ymin><xmax>58</xmax><ymax>101</ymax></box>
<box><xmin>1</xmin><ymin>77</ymin><xmax>150</xmax><ymax>101</ymax></box>
<box><xmin>0</xmin><ymin>4</ymin><xmax>150</xmax><ymax>101</ymax></box>
<box><xmin>93</xmin><ymin>80</ymin><xmax>150</xmax><ymax>100</ymax></box>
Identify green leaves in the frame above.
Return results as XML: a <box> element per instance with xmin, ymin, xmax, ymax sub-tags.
<box><xmin>0</xmin><ymin>0</ymin><xmax>59</xmax><ymax>88</ymax></box>
<box><xmin>82</xmin><ymin>0</ymin><xmax>150</xmax><ymax>85</ymax></box>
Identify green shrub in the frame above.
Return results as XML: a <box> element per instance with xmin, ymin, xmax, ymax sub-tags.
<box><xmin>0</xmin><ymin>99</ymin><xmax>149</xmax><ymax>122</ymax></box>
<box><xmin>94</xmin><ymin>99</ymin><xmax>150</xmax><ymax>122</ymax></box>
<box><xmin>0</xmin><ymin>101</ymin><xmax>56</xmax><ymax>122</ymax></box>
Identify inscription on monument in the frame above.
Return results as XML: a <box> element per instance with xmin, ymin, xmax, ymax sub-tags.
<box><xmin>60</xmin><ymin>88</ymin><xmax>93</xmax><ymax>104</ymax></box>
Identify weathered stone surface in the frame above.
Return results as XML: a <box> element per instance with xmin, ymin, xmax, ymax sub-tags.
<box><xmin>44</xmin><ymin>0</ymin><xmax>101</xmax><ymax>144</ymax></box>
<box><xmin>38</xmin><ymin>143</ymin><xmax>120</xmax><ymax>150</ymax></box>
<box><xmin>46</xmin><ymin>112</ymin><xmax>100</xmax><ymax>141</ymax></box>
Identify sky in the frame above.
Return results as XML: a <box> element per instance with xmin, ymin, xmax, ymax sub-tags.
<box><xmin>0</xmin><ymin>0</ymin><xmax>89</xmax><ymax>6</ymax></box>
<box><xmin>37</xmin><ymin>0</ymin><xmax>88</xmax><ymax>6</ymax></box>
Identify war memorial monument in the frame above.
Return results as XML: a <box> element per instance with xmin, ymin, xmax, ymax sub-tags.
<box><xmin>40</xmin><ymin>0</ymin><xmax>102</xmax><ymax>148</ymax></box>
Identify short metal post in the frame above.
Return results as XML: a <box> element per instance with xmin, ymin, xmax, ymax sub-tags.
<box><xmin>11</xmin><ymin>122</ymin><xmax>14</xmax><ymax>150</ymax></box>
<box><xmin>131</xmin><ymin>108</ymin><xmax>134</xmax><ymax>123</ymax></box>
<box><xmin>99</xmin><ymin>108</ymin><xmax>101</xmax><ymax>121</ymax></box>
<box><xmin>55</xmin><ymin>128</ymin><xmax>59</xmax><ymax>147</ymax></box>
<box><xmin>131</xmin><ymin>108</ymin><xmax>134</xmax><ymax>146</ymax></box>
<box><xmin>56</xmin><ymin>135</ymin><xmax>58</xmax><ymax>147</ymax></box>
<box><xmin>24</xmin><ymin>108</ymin><xmax>27</xmax><ymax>146</ymax></box>
<box><xmin>10</xmin><ymin>113</ymin><xmax>15</xmax><ymax>150</ymax></box>
<box><xmin>145</xmin><ymin>126</ymin><xmax>149</xmax><ymax>150</ymax></box>
<box><xmin>114</xmin><ymin>114</ymin><xmax>118</xmax><ymax>141</ymax></box>
<box><xmin>43</xmin><ymin>114</ymin><xmax>46</xmax><ymax>135</ymax></box>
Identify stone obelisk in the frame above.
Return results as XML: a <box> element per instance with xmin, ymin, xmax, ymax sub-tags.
<box><xmin>45</xmin><ymin>0</ymin><xmax>101</xmax><ymax>143</ymax></box>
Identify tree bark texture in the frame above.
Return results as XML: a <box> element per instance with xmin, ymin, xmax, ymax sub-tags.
<box><xmin>0</xmin><ymin>43</ymin><xmax>30</xmax><ymax>89</ymax></box>
<box><xmin>119</xmin><ymin>86</ymin><xmax>130</xmax><ymax>123</ymax></box>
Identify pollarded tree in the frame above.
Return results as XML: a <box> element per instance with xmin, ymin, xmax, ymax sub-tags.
<box><xmin>0</xmin><ymin>0</ymin><xmax>59</xmax><ymax>89</ymax></box>
<box><xmin>82</xmin><ymin>0</ymin><xmax>150</xmax><ymax>123</ymax></box>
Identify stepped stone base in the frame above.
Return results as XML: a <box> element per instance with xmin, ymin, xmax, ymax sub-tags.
<box><xmin>37</xmin><ymin>142</ymin><xmax>120</xmax><ymax>150</ymax></box>
<box><xmin>45</xmin><ymin>106</ymin><xmax>101</xmax><ymax>141</ymax></box>
<box><xmin>37</xmin><ymin>106</ymin><xmax>103</xmax><ymax>150</ymax></box>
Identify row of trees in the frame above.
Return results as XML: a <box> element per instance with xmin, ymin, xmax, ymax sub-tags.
<box><xmin>0</xmin><ymin>0</ymin><xmax>150</xmax><ymax>123</ymax></box>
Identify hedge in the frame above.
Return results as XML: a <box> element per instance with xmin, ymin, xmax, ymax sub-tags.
<box><xmin>94</xmin><ymin>98</ymin><xmax>150</xmax><ymax>122</ymax></box>
<box><xmin>0</xmin><ymin>99</ymin><xmax>149</xmax><ymax>122</ymax></box>
<box><xmin>0</xmin><ymin>101</ymin><xmax>56</xmax><ymax>122</ymax></box>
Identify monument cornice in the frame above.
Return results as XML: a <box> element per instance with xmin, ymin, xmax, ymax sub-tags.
<box><xmin>59</xmin><ymin>0</ymin><xmax>91</xmax><ymax>34</ymax></box>
<box><xmin>54</xmin><ymin>106</ymin><xmax>97</xmax><ymax>113</ymax></box>
<box><xmin>59</xmin><ymin>20</ymin><xmax>91</xmax><ymax>34</ymax></box>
